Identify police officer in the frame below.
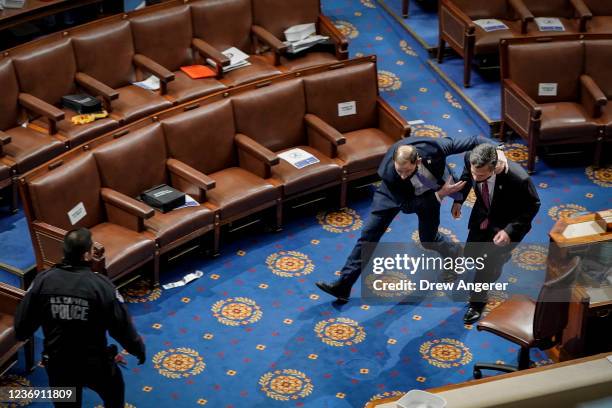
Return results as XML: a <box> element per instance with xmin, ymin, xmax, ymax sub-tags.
<box><xmin>14</xmin><ymin>228</ymin><xmax>146</xmax><ymax>408</ymax></box>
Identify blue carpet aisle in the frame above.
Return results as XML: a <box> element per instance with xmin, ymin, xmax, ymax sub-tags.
<box><xmin>1</xmin><ymin>0</ymin><xmax>612</xmax><ymax>407</ymax></box>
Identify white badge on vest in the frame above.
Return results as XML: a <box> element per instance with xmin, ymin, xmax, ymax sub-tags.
<box><xmin>68</xmin><ymin>202</ymin><xmax>87</xmax><ymax>225</ymax></box>
<box><xmin>338</xmin><ymin>101</ymin><xmax>357</xmax><ymax>117</ymax></box>
<box><xmin>538</xmin><ymin>83</ymin><xmax>558</xmax><ymax>96</ymax></box>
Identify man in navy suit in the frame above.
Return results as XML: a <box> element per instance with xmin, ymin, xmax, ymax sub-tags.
<box><xmin>452</xmin><ymin>143</ymin><xmax>540</xmax><ymax>324</ymax></box>
<box><xmin>316</xmin><ymin>135</ymin><xmax>503</xmax><ymax>302</ymax></box>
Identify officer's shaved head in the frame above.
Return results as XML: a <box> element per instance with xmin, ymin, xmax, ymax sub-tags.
<box><xmin>63</xmin><ymin>228</ymin><xmax>93</xmax><ymax>264</ymax></box>
<box><xmin>393</xmin><ymin>145</ymin><xmax>419</xmax><ymax>165</ymax></box>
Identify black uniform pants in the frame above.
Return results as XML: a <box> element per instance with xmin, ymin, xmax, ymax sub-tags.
<box><xmin>45</xmin><ymin>355</ymin><xmax>125</xmax><ymax>408</ymax></box>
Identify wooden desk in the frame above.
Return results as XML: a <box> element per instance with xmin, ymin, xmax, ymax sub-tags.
<box><xmin>547</xmin><ymin>211</ymin><xmax>612</xmax><ymax>360</ymax></box>
<box><xmin>366</xmin><ymin>353</ymin><xmax>612</xmax><ymax>407</ymax></box>
<box><xmin>0</xmin><ymin>0</ymin><xmax>102</xmax><ymax>32</ymax></box>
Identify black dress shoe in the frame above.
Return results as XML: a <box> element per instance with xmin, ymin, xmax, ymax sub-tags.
<box><xmin>463</xmin><ymin>305</ymin><xmax>484</xmax><ymax>325</ymax></box>
<box><xmin>315</xmin><ymin>281</ymin><xmax>350</xmax><ymax>303</ymax></box>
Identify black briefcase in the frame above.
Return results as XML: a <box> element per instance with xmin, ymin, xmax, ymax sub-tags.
<box><xmin>61</xmin><ymin>94</ymin><xmax>102</xmax><ymax>114</ymax></box>
<box><xmin>140</xmin><ymin>185</ymin><xmax>185</xmax><ymax>213</ymax></box>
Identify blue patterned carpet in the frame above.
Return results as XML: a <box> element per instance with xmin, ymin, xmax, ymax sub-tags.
<box><xmin>1</xmin><ymin>0</ymin><xmax>611</xmax><ymax>407</ymax></box>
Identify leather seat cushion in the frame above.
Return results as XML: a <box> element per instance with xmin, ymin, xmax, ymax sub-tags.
<box><xmin>273</xmin><ymin>145</ymin><xmax>342</xmax><ymax>196</ymax></box>
<box><xmin>3</xmin><ymin>126</ymin><xmax>66</xmax><ymax>174</ymax></box>
<box><xmin>0</xmin><ymin>313</ymin><xmax>16</xmax><ymax>357</ymax></box>
<box><xmin>539</xmin><ymin>102</ymin><xmax>599</xmax><ymax>141</ymax></box>
<box><xmin>477</xmin><ymin>295</ymin><xmax>536</xmax><ymax>348</ymax></box>
<box><xmin>167</xmin><ymin>71</ymin><xmax>226</xmax><ymax>105</ymax></box>
<box><xmin>144</xmin><ymin>205</ymin><xmax>214</xmax><ymax>248</ymax></box>
<box><xmin>474</xmin><ymin>20</ymin><xmax>522</xmax><ymax>55</ymax></box>
<box><xmin>90</xmin><ymin>222</ymin><xmax>156</xmax><ymax>279</ymax></box>
<box><xmin>588</xmin><ymin>16</ymin><xmax>612</xmax><ymax>33</ymax></box>
<box><xmin>32</xmin><ymin>107</ymin><xmax>119</xmax><ymax>147</ymax></box>
<box><xmin>338</xmin><ymin>128</ymin><xmax>396</xmax><ymax>174</ymax></box>
<box><xmin>207</xmin><ymin>167</ymin><xmax>279</xmax><ymax>220</ymax></box>
<box><xmin>111</xmin><ymin>85</ymin><xmax>173</xmax><ymax>123</ymax></box>
<box><xmin>223</xmin><ymin>55</ymin><xmax>281</xmax><ymax>87</ymax></box>
<box><xmin>525</xmin><ymin>18</ymin><xmax>580</xmax><ymax>36</ymax></box>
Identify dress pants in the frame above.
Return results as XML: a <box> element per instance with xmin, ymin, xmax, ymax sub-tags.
<box><xmin>339</xmin><ymin>188</ymin><xmax>458</xmax><ymax>289</ymax></box>
<box><xmin>45</xmin><ymin>354</ymin><xmax>125</xmax><ymax>408</ymax></box>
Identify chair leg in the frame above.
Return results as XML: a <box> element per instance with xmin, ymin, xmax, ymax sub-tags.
<box><xmin>151</xmin><ymin>251</ymin><xmax>160</xmax><ymax>288</ymax></box>
<box><xmin>517</xmin><ymin>347</ymin><xmax>531</xmax><ymax>370</ymax></box>
<box><xmin>25</xmin><ymin>337</ymin><xmax>35</xmax><ymax>372</ymax></box>
<box><xmin>11</xmin><ymin>177</ymin><xmax>19</xmax><ymax>214</ymax></box>
<box><xmin>402</xmin><ymin>0</ymin><xmax>409</xmax><ymax>18</ymax></box>
<box><xmin>339</xmin><ymin>177</ymin><xmax>347</xmax><ymax>209</ymax></box>
<box><xmin>594</xmin><ymin>134</ymin><xmax>604</xmax><ymax>168</ymax></box>
<box><xmin>527</xmin><ymin>137</ymin><xmax>537</xmax><ymax>174</ymax></box>
<box><xmin>437</xmin><ymin>37</ymin><xmax>445</xmax><ymax>63</ymax></box>
<box><xmin>275</xmin><ymin>199</ymin><xmax>283</xmax><ymax>232</ymax></box>
<box><xmin>499</xmin><ymin>121</ymin><xmax>507</xmax><ymax>142</ymax></box>
<box><xmin>213</xmin><ymin>221</ymin><xmax>221</xmax><ymax>257</ymax></box>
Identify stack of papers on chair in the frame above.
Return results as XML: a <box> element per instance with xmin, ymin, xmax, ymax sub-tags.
<box><xmin>535</xmin><ymin>17</ymin><xmax>565</xmax><ymax>31</ymax></box>
<box><xmin>283</xmin><ymin>23</ymin><xmax>329</xmax><ymax>54</ymax></box>
<box><xmin>474</xmin><ymin>19</ymin><xmax>509</xmax><ymax>32</ymax></box>
<box><xmin>132</xmin><ymin>75</ymin><xmax>160</xmax><ymax>91</ymax></box>
<box><xmin>207</xmin><ymin>47</ymin><xmax>251</xmax><ymax>73</ymax></box>
<box><xmin>278</xmin><ymin>148</ymin><xmax>319</xmax><ymax>169</ymax></box>
<box><xmin>173</xmin><ymin>194</ymin><xmax>200</xmax><ymax>210</ymax></box>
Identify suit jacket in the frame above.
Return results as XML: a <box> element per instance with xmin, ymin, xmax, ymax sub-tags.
<box><xmin>376</xmin><ymin>135</ymin><xmax>491</xmax><ymax>207</ymax></box>
<box><xmin>456</xmin><ymin>154</ymin><xmax>541</xmax><ymax>242</ymax></box>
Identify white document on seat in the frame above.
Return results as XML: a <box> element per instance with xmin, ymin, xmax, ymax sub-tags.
<box><xmin>535</xmin><ymin>17</ymin><xmax>565</xmax><ymax>32</ymax></box>
<box><xmin>68</xmin><ymin>202</ymin><xmax>87</xmax><ymax>225</ymax></box>
<box><xmin>474</xmin><ymin>19</ymin><xmax>509</xmax><ymax>32</ymax></box>
<box><xmin>132</xmin><ymin>75</ymin><xmax>160</xmax><ymax>91</ymax></box>
<box><xmin>278</xmin><ymin>148</ymin><xmax>320</xmax><ymax>169</ymax></box>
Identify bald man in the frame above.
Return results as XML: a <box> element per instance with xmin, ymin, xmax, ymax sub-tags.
<box><xmin>316</xmin><ymin>135</ymin><xmax>505</xmax><ymax>303</ymax></box>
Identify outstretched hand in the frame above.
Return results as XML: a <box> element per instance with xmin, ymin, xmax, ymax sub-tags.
<box><xmin>438</xmin><ymin>177</ymin><xmax>466</xmax><ymax>199</ymax></box>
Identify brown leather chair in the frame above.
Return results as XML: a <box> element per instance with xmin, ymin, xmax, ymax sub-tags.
<box><xmin>232</xmin><ymin>79</ymin><xmax>344</xmax><ymax>205</ymax></box>
<box><xmin>25</xmin><ymin>153</ymin><xmax>158</xmax><ymax>284</ymax></box>
<box><xmin>252</xmin><ymin>0</ymin><xmax>348</xmax><ymax>71</ymax></box>
<box><xmin>0</xmin><ymin>58</ymin><xmax>66</xmax><ymax>176</ymax></box>
<box><xmin>501</xmin><ymin>38</ymin><xmax>602</xmax><ymax>172</ymax></box>
<box><xmin>71</xmin><ymin>20</ymin><xmax>174</xmax><ymax>124</ymax></box>
<box><xmin>92</xmin><ymin>124</ymin><xmax>216</xmax><ymax>257</ymax></box>
<box><xmin>522</xmin><ymin>0</ymin><xmax>590</xmax><ymax>35</ymax></box>
<box><xmin>11</xmin><ymin>38</ymin><xmax>121</xmax><ymax>148</ymax></box>
<box><xmin>303</xmin><ymin>62</ymin><xmax>410</xmax><ymax>201</ymax></box>
<box><xmin>438</xmin><ymin>0</ymin><xmax>530</xmax><ymax>87</ymax></box>
<box><xmin>162</xmin><ymin>100</ymin><xmax>282</xmax><ymax>236</ymax></box>
<box><xmin>583</xmin><ymin>0</ymin><xmax>612</xmax><ymax>32</ymax></box>
<box><xmin>0</xmin><ymin>134</ymin><xmax>17</xmax><ymax>213</ymax></box>
<box><xmin>584</xmin><ymin>38</ymin><xmax>612</xmax><ymax>150</ymax></box>
<box><xmin>473</xmin><ymin>256</ymin><xmax>580</xmax><ymax>378</ymax></box>
<box><xmin>0</xmin><ymin>282</ymin><xmax>34</xmax><ymax>375</ymax></box>
<box><xmin>129</xmin><ymin>4</ymin><xmax>227</xmax><ymax>104</ymax></box>
<box><xmin>190</xmin><ymin>0</ymin><xmax>282</xmax><ymax>86</ymax></box>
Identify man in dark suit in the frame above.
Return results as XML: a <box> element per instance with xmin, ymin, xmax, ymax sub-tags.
<box><xmin>316</xmin><ymin>135</ymin><xmax>502</xmax><ymax>302</ymax></box>
<box><xmin>452</xmin><ymin>143</ymin><xmax>540</xmax><ymax>324</ymax></box>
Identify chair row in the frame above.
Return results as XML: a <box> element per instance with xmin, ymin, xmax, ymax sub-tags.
<box><xmin>20</xmin><ymin>58</ymin><xmax>409</xmax><ymax>286</ymax></box>
<box><xmin>500</xmin><ymin>34</ymin><xmax>612</xmax><ymax>173</ymax></box>
<box><xmin>0</xmin><ymin>0</ymin><xmax>347</xmax><ymax>212</ymax></box>
<box><xmin>439</xmin><ymin>0</ymin><xmax>612</xmax><ymax>87</ymax></box>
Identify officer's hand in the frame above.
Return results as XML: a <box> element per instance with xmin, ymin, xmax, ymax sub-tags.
<box><xmin>493</xmin><ymin>229</ymin><xmax>511</xmax><ymax>247</ymax></box>
<box><xmin>451</xmin><ymin>202</ymin><xmax>462</xmax><ymax>219</ymax></box>
<box><xmin>438</xmin><ymin>177</ymin><xmax>466</xmax><ymax>198</ymax></box>
<box><xmin>495</xmin><ymin>150</ymin><xmax>508</xmax><ymax>175</ymax></box>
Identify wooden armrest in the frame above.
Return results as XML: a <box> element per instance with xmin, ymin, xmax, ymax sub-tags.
<box><xmin>75</xmin><ymin>72</ymin><xmax>119</xmax><ymax>101</ymax></box>
<box><xmin>571</xmin><ymin>0</ymin><xmax>592</xmax><ymax>31</ymax></box>
<box><xmin>133</xmin><ymin>54</ymin><xmax>175</xmax><ymax>95</ymax></box>
<box><xmin>509</xmin><ymin>0</ymin><xmax>534</xmax><ymax>33</ymax></box>
<box><xmin>580</xmin><ymin>74</ymin><xmax>607</xmax><ymax>118</ymax></box>
<box><xmin>251</xmin><ymin>25</ymin><xmax>288</xmax><ymax>54</ymax></box>
<box><xmin>0</xmin><ymin>131</ymin><xmax>10</xmax><ymax>157</ymax></box>
<box><xmin>235</xmin><ymin>133</ymin><xmax>279</xmax><ymax>165</ymax></box>
<box><xmin>19</xmin><ymin>93</ymin><xmax>64</xmax><ymax>121</ymax></box>
<box><xmin>377</xmin><ymin>97</ymin><xmax>410</xmax><ymax>140</ymax></box>
<box><xmin>440</xmin><ymin>0</ymin><xmax>476</xmax><ymax>33</ymax></box>
<box><xmin>304</xmin><ymin>114</ymin><xmax>346</xmax><ymax>146</ymax></box>
<box><xmin>167</xmin><ymin>158</ymin><xmax>215</xmax><ymax>190</ymax></box>
<box><xmin>319</xmin><ymin>14</ymin><xmax>348</xmax><ymax>55</ymax></box>
<box><xmin>192</xmin><ymin>38</ymin><xmax>230</xmax><ymax>67</ymax></box>
<box><xmin>101</xmin><ymin>188</ymin><xmax>153</xmax><ymax>219</ymax></box>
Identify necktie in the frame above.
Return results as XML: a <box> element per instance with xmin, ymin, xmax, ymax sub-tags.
<box><xmin>480</xmin><ymin>181</ymin><xmax>490</xmax><ymax>230</ymax></box>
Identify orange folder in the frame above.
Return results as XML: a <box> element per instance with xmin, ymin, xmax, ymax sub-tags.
<box><xmin>180</xmin><ymin>65</ymin><xmax>216</xmax><ymax>79</ymax></box>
